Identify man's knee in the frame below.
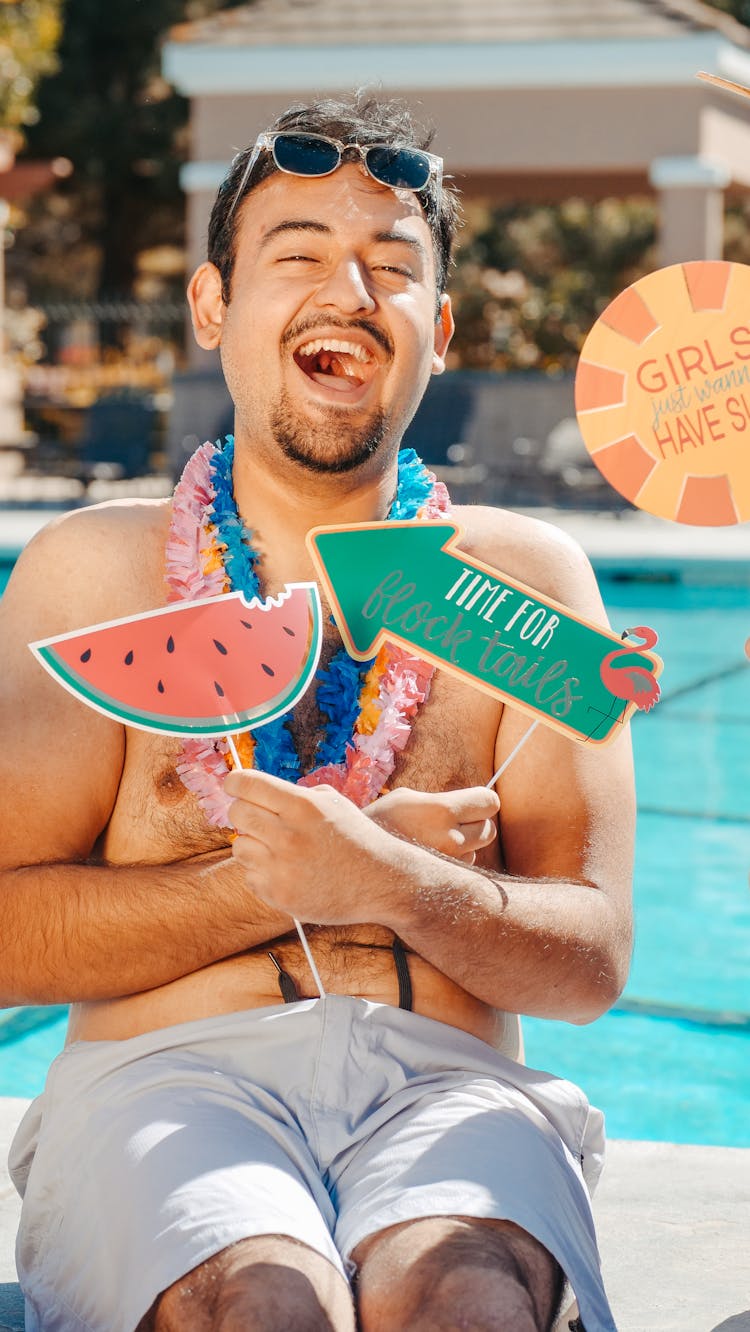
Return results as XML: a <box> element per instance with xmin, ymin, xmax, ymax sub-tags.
<box><xmin>140</xmin><ymin>1234</ymin><xmax>355</xmax><ymax>1332</ymax></box>
<box><xmin>352</xmin><ymin>1216</ymin><xmax>564</xmax><ymax>1332</ymax></box>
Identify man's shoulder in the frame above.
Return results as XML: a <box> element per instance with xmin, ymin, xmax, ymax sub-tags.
<box><xmin>25</xmin><ymin>495</ymin><xmax>169</xmax><ymax>555</ymax></box>
<box><xmin>8</xmin><ymin>497</ymin><xmax>172</xmax><ymax>630</ymax></box>
<box><xmin>31</xmin><ymin>494</ymin><xmax>170</xmax><ymax>544</ymax></box>
<box><xmin>450</xmin><ymin>502</ymin><xmax>598</xmax><ymax>612</ymax></box>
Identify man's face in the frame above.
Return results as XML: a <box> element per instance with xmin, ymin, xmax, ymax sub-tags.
<box><xmin>190</xmin><ymin>162</ymin><xmax>453</xmax><ymax>475</ymax></box>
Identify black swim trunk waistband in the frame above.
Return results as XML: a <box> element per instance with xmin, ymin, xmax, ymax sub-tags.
<box><xmin>267</xmin><ymin>937</ymin><xmax>413</xmax><ymax>1011</ymax></box>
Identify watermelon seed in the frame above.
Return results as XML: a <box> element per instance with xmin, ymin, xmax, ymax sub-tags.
<box><xmin>261</xmin><ymin>663</ymin><xmax>275</xmax><ymax>677</ymax></box>
<box><xmin>213</xmin><ymin>639</ymin><xmax>228</xmax><ymax>655</ymax></box>
<box><xmin>157</xmin><ymin>680</ymin><xmax>165</xmax><ymax>694</ymax></box>
<box><xmin>125</xmin><ymin>650</ymin><xmax>134</xmax><ymax>666</ymax></box>
<box><xmin>214</xmin><ymin>680</ymin><xmax>225</xmax><ymax>698</ymax></box>
<box><xmin>282</xmin><ymin>626</ymin><xmax>295</xmax><ymax>637</ymax></box>
<box><xmin>240</xmin><ymin>620</ymin><xmax>253</xmax><ymax>630</ymax></box>
<box><xmin>167</xmin><ymin>636</ymin><xmax>175</xmax><ymax>653</ymax></box>
<box><xmin>80</xmin><ymin>648</ymin><xmax>92</xmax><ymax>663</ymax></box>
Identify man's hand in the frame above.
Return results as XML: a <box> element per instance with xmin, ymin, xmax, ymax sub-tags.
<box><xmin>226</xmin><ymin>769</ymin><xmax>420</xmax><ymax>926</ymax></box>
<box><xmin>364</xmin><ymin>786</ymin><xmax>499</xmax><ymax>863</ymax></box>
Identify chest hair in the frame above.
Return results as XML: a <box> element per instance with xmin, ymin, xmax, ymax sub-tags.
<box><xmin>285</xmin><ymin>626</ymin><xmax>350</xmax><ymax>774</ymax></box>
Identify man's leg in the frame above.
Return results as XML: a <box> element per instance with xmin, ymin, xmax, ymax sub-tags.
<box><xmin>137</xmin><ymin>1235</ymin><xmax>356</xmax><ymax>1332</ymax></box>
<box><xmin>352</xmin><ymin>1216</ymin><xmax>564</xmax><ymax>1332</ymax></box>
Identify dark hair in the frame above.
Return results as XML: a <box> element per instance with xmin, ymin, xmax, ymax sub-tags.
<box><xmin>207</xmin><ymin>92</ymin><xmax>461</xmax><ymax>309</ymax></box>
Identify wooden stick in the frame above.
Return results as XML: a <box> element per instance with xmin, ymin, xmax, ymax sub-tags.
<box><xmin>226</xmin><ymin>735</ymin><xmax>326</xmax><ymax>998</ymax></box>
<box><xmin>486</xmin><ymin>718</ymin><xmax>540</xmax><ymax>789</ymax></box>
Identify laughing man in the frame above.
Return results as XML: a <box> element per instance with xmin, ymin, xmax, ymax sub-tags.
<box><xmin>2</xmin><ymin>94</ymin><xmax>634</xmax><ymax>1332</ymax></box>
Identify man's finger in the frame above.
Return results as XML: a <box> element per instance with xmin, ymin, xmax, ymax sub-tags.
<box><xmin>224</xmin><ymin>766</ymin><xmax>303</xmax><ymax>814</ymax></box>
<box><xmin>459</xmin><ymin>817</ymin><xmax>498</xmax><ymax>850</ymax></box>
<box><xmin>446</xmin><ymin>787</ymin><xmax>500</xmax><ymax>823</ymax></box>
<box><xmin>227</xmin><ymin>797</ymin><xmax>281</xmax><ymax>844</ymax></box>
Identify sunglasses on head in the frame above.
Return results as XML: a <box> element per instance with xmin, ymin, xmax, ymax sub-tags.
<box><xmin>226</xmin><ymin>131</ymin><xmax>443</xmax><ymax>219</ymax></box>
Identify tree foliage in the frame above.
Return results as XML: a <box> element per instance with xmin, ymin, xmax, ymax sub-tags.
<box><xmin>0</xmin><ymin>0</ymin><xmax>62</xmax><ymax>139</ymax></box>
<box><xmin>19</xmin><ymin>0</ymin><xmax>190</xmax><ymax>297</ymax></box>
<box><xmin>449</xmin><ymin>198</ymin><xmax>657</xmax><ymax>373</ymax></box>
<box><xmin>13</xmin><ymin>0</ymin><xmax>245</xmax><ymax>301</ymax></box>
<box><xmin>702</xmin><ymin>0</ymin><xmax>750</xmax><ymax>25</ymax></box>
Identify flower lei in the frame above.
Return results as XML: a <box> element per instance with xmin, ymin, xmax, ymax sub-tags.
<box><xmin>165</xmin><ymin>436</ymin><xmax>451</xmax><ymax>827</ymax></box>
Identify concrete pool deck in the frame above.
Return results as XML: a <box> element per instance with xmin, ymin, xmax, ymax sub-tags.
<box><xmin>0</xmin><ymin>1096</ymin><xmax>748</xmax><ymax>1331</ymax></box>
<box><xmin>3</xmin><ymin>497</ymin><xmax>750</xmax><ymax>568</ymax></box>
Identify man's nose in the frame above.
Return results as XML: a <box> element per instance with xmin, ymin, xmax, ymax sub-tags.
<box><xmin>312</xmin><ymin>258</ymin><xmax>376</xmax><ymax>314</ymax></box>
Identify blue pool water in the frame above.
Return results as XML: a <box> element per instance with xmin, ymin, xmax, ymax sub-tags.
<box><xmin>524</xmin><ymin>572</ymin><xmax>750</xmax><ymax>1145</ymax></box>
<box><xmin>1</xmin><ymin>556</ymin><xmax>749</xmax><ymax>1146</ymax></box>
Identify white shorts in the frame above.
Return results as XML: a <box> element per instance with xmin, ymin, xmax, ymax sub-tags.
<box><xmin>9</xmin><ymin>996</ymin><xmax>615</xmax><ymax>1331</ymax></box>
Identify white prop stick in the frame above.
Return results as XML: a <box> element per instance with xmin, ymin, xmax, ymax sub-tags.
<box><xmin>486</xmin><ymin>718</ymin><xmax>540</xmax><ymax>789</ymax></box>
<box><xmin>226</xmin><ymin>735</ymin><xmax>327</xmax><ymax>998</ymax></box>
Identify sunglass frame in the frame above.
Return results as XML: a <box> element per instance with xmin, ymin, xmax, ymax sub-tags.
<box><xmin>226</xmin><ymin>131</ymin><xmax>443</xmax><ymax>220</ymax></box>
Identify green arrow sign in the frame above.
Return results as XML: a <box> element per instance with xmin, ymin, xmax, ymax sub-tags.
<box><xmin>307</xmin><ymin>521</ymin><xmax>662</xmax><ymax>747</ymax></box>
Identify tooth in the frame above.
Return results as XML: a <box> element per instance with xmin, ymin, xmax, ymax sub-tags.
<box><xmin>297</xmin><ymin>337</ymin><xmax>374</xmax><ymax>362</ymax></box>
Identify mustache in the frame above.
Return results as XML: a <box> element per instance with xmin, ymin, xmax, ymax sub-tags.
<box><xmin>282</xmin><ymin>316</ymin><xmax>393</xmax><ymax>360</ymax></box>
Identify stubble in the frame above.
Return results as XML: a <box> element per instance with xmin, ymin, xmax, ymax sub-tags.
<box><xmin>269</xmin><ymin>391</ymin><xmax>389</xmax><ymax>474</ymax></box>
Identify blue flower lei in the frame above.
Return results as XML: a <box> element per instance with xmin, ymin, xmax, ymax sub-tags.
<box><xmin>208</xmin><ymin>436</ymin><xmax>436</xmax><ymax>782</ymax></box>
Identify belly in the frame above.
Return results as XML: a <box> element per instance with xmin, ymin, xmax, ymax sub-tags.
<box><xmin>76</xmin><ymin>669</ymin><xmax>506</xmax><ymax>1046</ymax></box>
<box><xmin>67</xmin><ymin>926</ymin><xmax>504</xmax><ymax>1047</ymax></box>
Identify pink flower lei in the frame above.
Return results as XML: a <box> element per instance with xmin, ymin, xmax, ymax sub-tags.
<box><xmin>165</xmin><ymin>438</ymin><xmax>452</xmax><ymax>827</ymax></box>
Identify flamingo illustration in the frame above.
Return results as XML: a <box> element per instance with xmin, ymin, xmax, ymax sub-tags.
<box><xmin>586</xmin><ymin>625</ymin><xmax>661</xmax><ymax>739</ymax></box>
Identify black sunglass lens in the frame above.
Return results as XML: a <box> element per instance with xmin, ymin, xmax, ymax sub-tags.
<box><xmin>273</xmin><ymin>135</ymin><xmax>340</xmax><ymax>177</ymax></box>
<box><xmin>366</xmin><ymin>147</ymin><xmax>431</xmax><ymax>191</ymax></box>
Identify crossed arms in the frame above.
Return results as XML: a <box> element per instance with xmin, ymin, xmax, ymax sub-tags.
<box><xmin>0</xmin><ymin>503</ymin><xmax>635</xmax><ymax>1020</ymax></box>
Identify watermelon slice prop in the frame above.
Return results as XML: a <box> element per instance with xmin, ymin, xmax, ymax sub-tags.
<box><xmin>29</xmin><ymin>581</ymin><xmax>328</xmax><ymax>999</ymax></box>
<box><xmin>28</xmin><ymin>583</ymin><xmax>323</xmax><ymax>737</ymax></box>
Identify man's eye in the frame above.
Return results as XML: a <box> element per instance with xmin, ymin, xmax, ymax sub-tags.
<box><xmin>277</xmin><ymin>254</ymin><xmax>319</xmax><ymax>264</ymax></box>
<box><xmin>375</xmin><ymin>264</ymin><xmax>413</xmax><ymax>278</ymax></box>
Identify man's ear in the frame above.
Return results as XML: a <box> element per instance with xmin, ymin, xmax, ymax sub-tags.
<box><xmin>187</xmin><ymin>263</ymin><xmax>226</xmax><ymax>350</ymax></box>
<box><xmin>432</xmin><ymin>294</ymin><xmax>455</xmax><ymax>376</ymax></box>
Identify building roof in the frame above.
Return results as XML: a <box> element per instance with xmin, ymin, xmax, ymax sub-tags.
<box><xmin>168</xmin><ymin>0</ymin><xmax>745</xmax><ymax>49</ymax></box>
<box><xmin>164</xmin><ymin>0</ymin><xmax>750</xmax><ymax>96</ymax></box>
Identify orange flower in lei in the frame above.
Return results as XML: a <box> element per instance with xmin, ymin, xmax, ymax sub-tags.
<box><xmin>165</xmin><ymin>438</ymin><xmax>452</xmax><ymax>827</ymax></box>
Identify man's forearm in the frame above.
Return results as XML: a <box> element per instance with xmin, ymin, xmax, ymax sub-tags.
<box><xmin>385</xmin><ymin>841</ymin><xmax>632</xmax><ymax>1023</ymax></box>
<box><xmin>0</xmin><ymin>854</ymin><xmax>292</xmax><ymax>1006</ymax></box>
<box><xmin>223</xmin><ymin>772</ymin><xmax>632</xmax><ymax>1021</ymax></box>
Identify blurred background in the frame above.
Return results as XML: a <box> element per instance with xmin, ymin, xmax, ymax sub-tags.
<box><xmin>4</xmin><ymin>0</ymin><xmax>750</xmax><ymax>508</ymax></box>
<box><xmin>1</xmin><ymin>1</ymin><xmax>749</xmax><ymax>1160</ymax></box>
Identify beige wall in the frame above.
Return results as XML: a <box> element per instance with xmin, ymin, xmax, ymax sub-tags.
<box><xmin>703</xmin><ymin>103</ymin><xmax>750</xmax><ymax>187</ymax></box>
<box><xmin>193</xmin><ymin>84</ymin><xmax>704</xmax><ymax>171</ymax></box>
<box><xmin>658</xmin><ymin>182</ymin><xmax>726</xmax><ymax>266</ymax></box>
<box><xmin>183</xmin><ymin>79</ymin><xmax>750</xmax><ymax>361</ymax></box>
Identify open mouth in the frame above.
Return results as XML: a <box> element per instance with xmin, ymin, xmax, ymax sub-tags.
<box><xmin>293</xmin><ymin>337</ymin><xmax>379</xmax><ymax>392</ymax></box>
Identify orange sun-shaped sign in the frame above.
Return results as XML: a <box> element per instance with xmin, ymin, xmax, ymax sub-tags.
<box><xmin>575</xmin><ymin>260</ymin><xmax>750</xmax><ymax>525</ymax></box>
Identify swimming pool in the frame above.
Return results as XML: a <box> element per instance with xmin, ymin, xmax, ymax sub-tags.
<box><xmin>1</xmin><ymin>555</ymin><xmax>748</xmax><ymax>1145</ymax></box>
<box><xmin>524</xmin><ymin>570</ymin><xmax>750</xmax><ymax>1146</ymax></box>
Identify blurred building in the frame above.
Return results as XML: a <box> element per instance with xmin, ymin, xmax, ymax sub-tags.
<box><xmin>161</xmin><ymin>0</ymin><xmax>750</xmax><ymax>502</ymax></box>
<box><xmin>165</xmin><ymin>0</ymin><xmax>750</xmax><ymax>310</ymax></box>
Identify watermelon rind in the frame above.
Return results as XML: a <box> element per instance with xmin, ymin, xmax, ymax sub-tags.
<box><xmin>29</xmin><ymin>584</ymin><xmax>323</xmax><ymax>737</ymax></box>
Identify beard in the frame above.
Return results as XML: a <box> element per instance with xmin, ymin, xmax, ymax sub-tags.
<box><xmin>269</xmin><ymin>389</ymin><xmax>389</xmax><ymax>475</ymax></box>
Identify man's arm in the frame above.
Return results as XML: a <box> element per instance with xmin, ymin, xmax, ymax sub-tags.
<box><xmin>226</xmin><ymin>763</ymin><xmax>631</xmax><ymax>1023</ymax></box>
<box><xmin>0</xmin><ymin>509</ymin><xmax>291</xmax><ymax>1007</ymax></box>
<box><xmin>226</xmin><ymin>513</ymin><xmax>635</xmax><ymax>1024</ymax></box>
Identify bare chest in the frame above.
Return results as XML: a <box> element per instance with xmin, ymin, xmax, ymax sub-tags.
<box><xmin>100</xmin><ymin>663</ymin><xmax>501</xmax><ymax>864</ymax></box>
